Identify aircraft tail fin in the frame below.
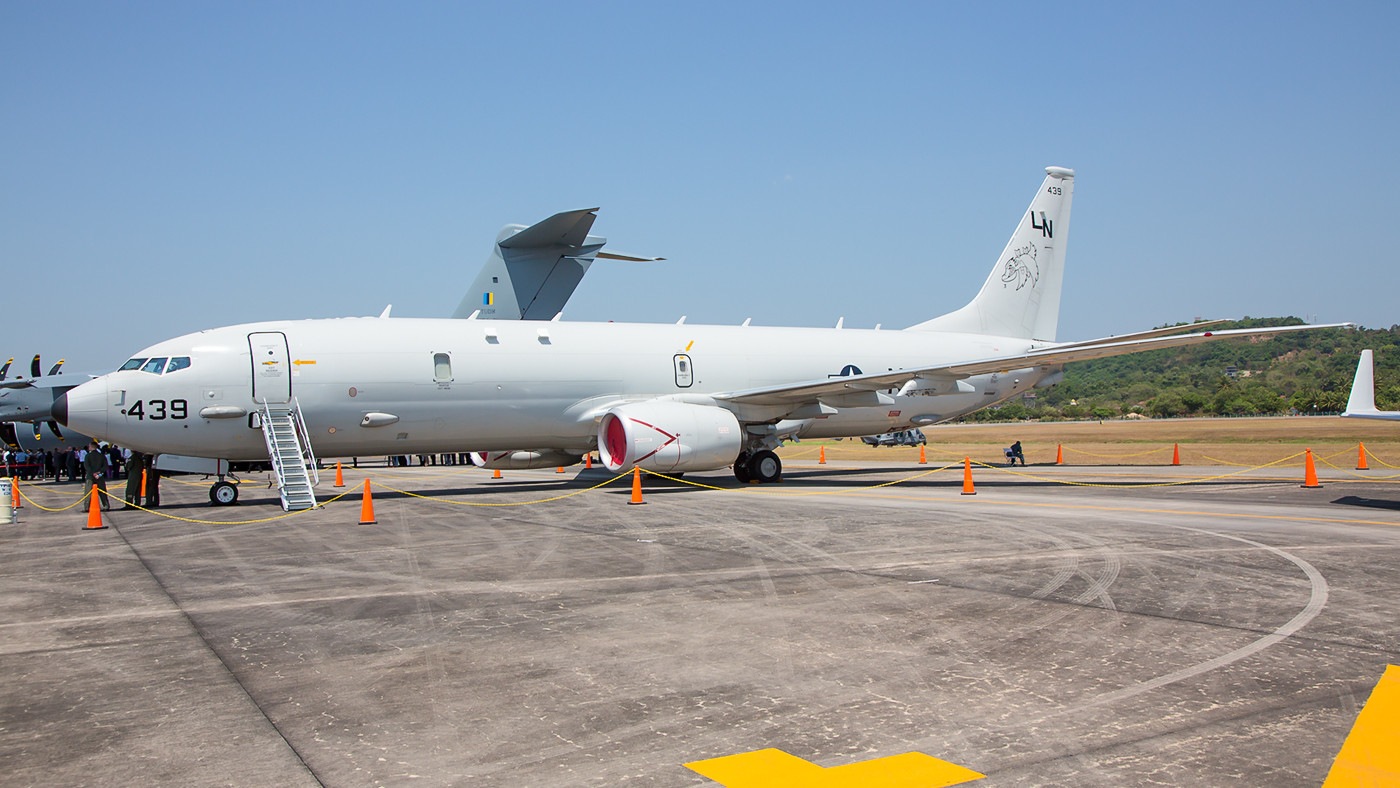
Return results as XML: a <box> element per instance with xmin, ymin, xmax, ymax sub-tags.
<box><xmin>1346</xmin><ymin>350</ymin><xmax>1378</xmax><ymax>414</ymax></box>
<box><xmin>452</xmin><ymin>208</ymin><xmax>606</xmax><ymax>321</ymax></box>
<box><xmin>906</xmin><ymin>166</ymin><xmax>1075</xmax><ymax>341</ymax></box>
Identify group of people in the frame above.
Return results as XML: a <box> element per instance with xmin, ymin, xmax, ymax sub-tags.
<box><xmin>2</xmin><ymin>444</ymin><xmax>160</xmax><ymax>511</ymax></box>
<box><xmin>2</xmin><ymin>444</ymin><xmax>126</xmax><ymax>482</ymax></box>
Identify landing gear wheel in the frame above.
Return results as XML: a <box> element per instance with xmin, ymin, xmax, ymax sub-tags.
<box><xmin>747</xmin><ymin>450</ymin><xmax>782</xmax><ymax>484</ymax></box>
<box><xmin>210</xmin><ymin>481</ymin><xmax>239</xmax><ymax>506</ymax></box>
<box><xmin>733</xmin><ymin>452</ymin><xmax>752</xmax><ymax>484</ymax></box>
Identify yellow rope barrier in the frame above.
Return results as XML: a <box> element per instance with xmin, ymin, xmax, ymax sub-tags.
<box><xmin>1361</xmin><ymin>451</ymin><xmax>1400</xmax><ymax>470</ymax></box>
<box><xmin>642</xmin><ymin>463</ymin><xmax>962</xmax><ymax>496</ymax></box>
<box><xmin>1060</xmin><ymin>445</ymin><xmax>1173</xmax><ymax>459</ymax></box>
<box><xmin>1316</xmin><ymin>457</ymin><xmax>1400</xmax><ymax>480</ymax></box>
<box><xmin>9</xmin><ymin>442</ymin><xmax>1392</xmax><ymax>520</ymax></box>
<box><xmin>372</xmin><ymin>472</ymin><xmax>629</xmax><ymax>506</ymax></box>
<box><xmin>16</xmin><ymin>485</ymin><xmax>90</xmax><ymax>512</ymax></box>
<box><xmin>971</xmin><ymin>453</ymin><xmax>1309</xmax><ymax>488</ymax></box>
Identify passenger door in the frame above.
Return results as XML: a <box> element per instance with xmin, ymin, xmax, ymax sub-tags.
<box><xmin>249</xmin><ymin>332</ymin><xmax>292</xmax><ymax>404</ymax></box>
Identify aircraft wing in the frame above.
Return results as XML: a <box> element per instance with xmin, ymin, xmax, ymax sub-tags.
<box><xmin>0</xmin><ymin>375</ymin><xmax>88</xmax><ymax>390</ymax></box>
<box><xmin>1045</xmin><ymin>319</ymin><xmax>1229</xmax><ymax>350</ymax></box>
<box><xmin>715</xmin><ymin>322</ymin><xmax>1352</xmax><ymax>408</ymax></box>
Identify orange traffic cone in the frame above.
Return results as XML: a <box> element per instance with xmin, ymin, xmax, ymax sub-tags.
<box><xmin>556</xmin><ymin>466</ymin><xmax>565</xmax><ymax>473</ymax></box>
<box><xmin>1055</xmin><ymin>444</ymin><xmax>1064</xmax><ymax>465</ymax></box>
<box><xmin>961</xmin><ymin>457</ymin><xmax>976</xmax><ymax>495</ymax></box>
<box><xmin>628</xmin><ymin>467</ymin><xmax>646</xmax><ymax>505</ymax></box>
<box><xmin>1302</xmin><ymin>448</ymin><xmax>1322</xmax><ymax>489</ymax></box>
<box><xmin>334</xmin><ymin>462</ymin><xmax>345</xmax><ymax>487</ymax></box>
<box><xmin>83</xmin><ymin>488</ymin><xmax>108</xmax><ymax>530</ymax></box>
<box><xmin>1357</xmin><ymin>443</ymin><xmax>1369</xmax><ymax>471</ymax></box>
<box><xmin>359</xmin><ymin>480</ymin><xmax>377</xmax><ymax>524</ymax></box>
<box><xmin>141</xmin><ymin>469</ymin><xmax>148</xmax><ymax>499</ymax></box>
<box><xmin>11</xmin><ymin>477</ymin><xmax>20</xmax><ymax>509</ymax></box>
<box><xmin>819</xmin><ymin>446</ymin><xmax>826</xmax><ymax>464</ymax></box>
<box><xmin>918</xmin><ymin>444</ymin><xmax>927</xmax><ymax>464</ymax></box>
<box><xmin>492</xmin><ymin>468</ymin><xmax>502</xmax><ymax>479</ymax></box>
<box><xmin>585</xmin><ymin>454</ymin><xmax>593</xmax><ymax>469</ymax></box>
<box><xmin>1172</xmin><ymin>443</ymin><xmax>1181</xmax><ymax>466</ymax></box>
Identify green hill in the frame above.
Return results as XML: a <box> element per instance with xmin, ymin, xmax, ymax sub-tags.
<box><xmin>959</xmin><ymin>318</ymin><xmax>1400</xmax><ymax>422</ymax></box>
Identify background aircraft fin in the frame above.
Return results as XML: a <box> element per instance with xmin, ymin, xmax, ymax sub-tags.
<box><xmin>451</xmin><ymin>208</ymin><xmax>606</xmax><ymax>321</ymax></box>
<box><xmin>907</xmin><ymin>166</ymin><xmax>1075</xmax><ymax>341</ymax></box>
<box><xmin>1341</xmin><ymin>349</ymin><xmax>1400</xmax><ymax>419</ymax></box>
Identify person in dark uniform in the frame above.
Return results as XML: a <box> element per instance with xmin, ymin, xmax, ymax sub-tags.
<box><xmin>82</xmin><ymin>443</ymin><xmax>111</xmax><ymax>510</ymax></box>
<box><xmin>1010</xmin><ymin>441</ymin><xmax>1026</xmax><ymax>466</ymax></box>
<box><xmin>123</xmin><ymin>451</ymin><xmax>146</xmax><ymax>509</ymax></box>
<box><xmin>145</xmin><ymin>455</ymin><xmax>160</xmax><ymax>508</ymax></box>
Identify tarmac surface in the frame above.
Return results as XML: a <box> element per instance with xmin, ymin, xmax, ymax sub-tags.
<box><xmin>3</xmin><ymin>458</ymin><xmax>1399</xmax><ymax>787</ymax></box>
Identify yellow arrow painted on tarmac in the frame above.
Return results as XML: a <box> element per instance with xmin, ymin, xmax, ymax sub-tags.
<box><xmin>685</xmin><ymin>748</ymin><xmax>983</xmax><ymax>787</ymax></box>
<box><xmin>1323</xmin><ymin>664</ymin><xmax>1400</xmax><ymax>787</ymax></box>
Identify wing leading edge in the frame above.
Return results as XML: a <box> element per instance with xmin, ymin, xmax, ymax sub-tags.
<box><xmin>716</xmin><ymin>322</ymin><xmax>1352</xmax><ymax>408</ymax></box>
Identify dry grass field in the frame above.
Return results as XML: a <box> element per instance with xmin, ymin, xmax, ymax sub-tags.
<box><xmin>776</xmin><ymin>416</ymin><xmax>1400</xmax><ymax>469</ymax></box>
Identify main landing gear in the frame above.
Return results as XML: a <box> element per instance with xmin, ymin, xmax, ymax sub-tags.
<box><xmin>732</xmin><ymin>449</ymin><xmax>782</xmax><ymax>484</ymax></box>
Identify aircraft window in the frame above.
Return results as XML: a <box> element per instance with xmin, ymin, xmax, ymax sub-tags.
<box><xmin>166</xmin><ymin>356</ymin><xmax>192</xmax><ymax>373</ymax></box>
<box><xmin>119</xmin><ymin>358</ymin><xmax>148</xmax><ymax>371</ymax></box>
<box><xmin>140</xmin><ymin>357</ymin><xmax>168</xmax><ymax>375</ymax></box>
<box><xmin>433</xmin><ymin>353</ymin><xmax>452</xmax><ymax>382</ymax></box>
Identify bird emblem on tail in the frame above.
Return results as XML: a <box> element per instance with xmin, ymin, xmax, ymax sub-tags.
<box><xmin>999</xmin><ymin>243</ymin><xmax>1039</xmax><ymax>290</ymax></box>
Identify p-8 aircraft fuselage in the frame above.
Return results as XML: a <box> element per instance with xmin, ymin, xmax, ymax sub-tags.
<box><xmin>58</xmin><ymin>318</ymin><xmax>1045</xmax><ymax>463</ymax></box>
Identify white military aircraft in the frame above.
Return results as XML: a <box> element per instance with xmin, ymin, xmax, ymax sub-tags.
<box><xmin>55</xmin><ymin>167</ymin><xmax>1349</xmax><ymax>506</ymax></box>
<box><xmin>1343</xmin><ymin>350</ymin><xmax>1400</xmax><ymax>421</ymax></box>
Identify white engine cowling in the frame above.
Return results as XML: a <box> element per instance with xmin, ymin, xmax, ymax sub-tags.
<box><xmin>597</xmin><ymin>401</ymin><xmax>742</xmax><ymax>473</ymax></box>
<box><xmin>471</xmin><ymin>450</ymin><xmax>583</xmax><ymax>470</ymax></box>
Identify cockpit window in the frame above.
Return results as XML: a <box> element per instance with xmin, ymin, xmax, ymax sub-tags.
<box><xmin>140</xmin><ymin>357</ymin><xmax>168</xmax><ymax>375</ymax></box>
<box><xmin>119</xmin><ymin>358</ymin><xmax>147</xmax><ymax>371</ymax></box>
<box><xmin>166</xmin><ymin>356</ymin><xmax>191</xmax><ymax>373</ymax></box>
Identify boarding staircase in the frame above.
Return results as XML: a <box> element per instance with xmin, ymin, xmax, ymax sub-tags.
<box><xmin>259</xmin><ymin>399</ymin><xmax>319</xmax><ymax>511</ymax></box>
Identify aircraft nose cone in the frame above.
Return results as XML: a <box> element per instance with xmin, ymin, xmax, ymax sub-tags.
<box><xmin>51</xmin><ymin>391</ymin><xmax>68</xmax><ymax>426</ymax></box>
<box><xmin>59</xmin><ymin>377</ymin><xmax>110</xmax><ymax>440</ymax></box>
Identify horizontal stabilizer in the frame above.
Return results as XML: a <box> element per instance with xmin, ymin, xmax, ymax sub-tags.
<box><xmin>499</xmin><ymin>208</ymin><xmax>600</xmax><ymax>249</ymax></box>
<box><xmin>597</xmin><ymin>250</ymin><xmax>666</xmax><ymax>262</ymax></box>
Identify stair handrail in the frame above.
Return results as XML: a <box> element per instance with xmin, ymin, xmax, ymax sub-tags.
<box><xmin>290</xmin><ymin>397</ymin><xmax>320</xmax><ymax>487</ymax></box>
<box><xmin>257</xmin><ymin>398</ymin><xmax>290</xmax><ymax>485</ymax></box>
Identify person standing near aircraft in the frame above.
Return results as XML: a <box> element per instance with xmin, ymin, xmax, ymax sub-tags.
<box><xmin>145</xmin><ymin>455</ymin><xmax>160</xmax><ymax>508</ymax></box>
<box><xmin>82</xmin><ymin>442</ymin><xmax>110</xmax><ymax>510</ymax></box>
<box><xmin>123</xmin><ymin>451</ymin><xmax>145</xmax><ymax>509</ymax></box>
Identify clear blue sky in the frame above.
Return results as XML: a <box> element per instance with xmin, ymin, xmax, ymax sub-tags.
<box><xmin>4</xmin><ymin>1</ymin><xmax>1397</xmax><ymax>375</ymax></box>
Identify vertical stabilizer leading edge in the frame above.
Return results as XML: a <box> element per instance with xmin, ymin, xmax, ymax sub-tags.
<box><xmin>907</xmin><ymin>166</ymin><xmax>1074</xmax><ymax>341</ymax></box>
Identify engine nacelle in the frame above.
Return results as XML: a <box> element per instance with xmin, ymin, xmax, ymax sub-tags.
<box><xmin>471</xmin><ymin>450</ymin><xmax>583</xmax><ymax>470</ymax></box>
<box><xmin>597</xmin><ymin>401</ymin><xmax>742</xmax><ymax>473</ymax></box>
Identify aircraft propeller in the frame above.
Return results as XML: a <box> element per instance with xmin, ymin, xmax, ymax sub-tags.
<box><xmin>30</xmin><ymin>354</ymin><xmax>41</xmax><ymax>378</ymax></box>
<box><xmin>0</xmin><ymin>357</ymin><xmax>11</xmax><ymax>381</ymax></box>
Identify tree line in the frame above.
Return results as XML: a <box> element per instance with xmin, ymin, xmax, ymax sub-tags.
<box><xmin>958</xmin><ymin>318</ymin><xmax>1400</xmax><ymax>422</ymax></box>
